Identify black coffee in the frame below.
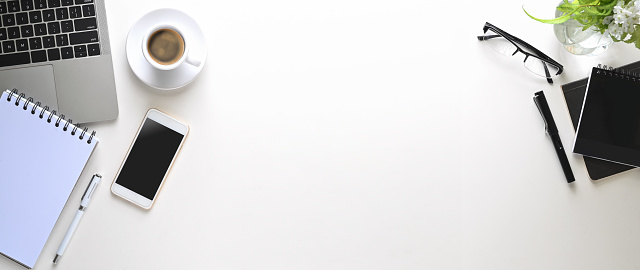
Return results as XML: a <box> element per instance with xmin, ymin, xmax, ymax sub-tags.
<box><xmin>147</xmin><ymin>28</ymin><xmax>185</xmax><ymax>65</ymax></box>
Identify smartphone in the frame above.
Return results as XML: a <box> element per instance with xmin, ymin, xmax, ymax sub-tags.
<box><xmin>111</xmin><ymin>109</ymin><xmax>189</xmax><ymax>209</ymax></box>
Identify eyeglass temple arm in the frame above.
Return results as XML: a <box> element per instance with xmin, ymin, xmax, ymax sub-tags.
<box><xmin>477</xmin><ymin>35</ymin><xmax>501</xmax><ymax>41</ymax></box>
<box><xmin>542</xmin><ymin>61</ymin><xmax>553</xmax><ymax>84</ymax></box>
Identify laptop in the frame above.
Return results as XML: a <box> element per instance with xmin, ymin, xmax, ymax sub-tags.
<box><xmin>0</xmin><ymin>0</ymin><xmax>118</xmax><ymax>123</ymax></box>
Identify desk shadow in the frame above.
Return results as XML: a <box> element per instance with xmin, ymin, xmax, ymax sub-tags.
<box><xmin>110</xmin><ymin>193</ymin><xmax>154</xmax><ymax>212</ymax></box>
<box><xmin>145</xmin><ymin>81</ymin><xmax>192</xmax><ymax>96</ymax></box>
<box><xmin>568</xmin><ymin>181</ymin><xmax>577</xmax><ymax>193</ymax></box>
<box><xmin>125</xmin><ymin>63</ymin><xmax>197</xmax><ymax>97</ymax></box>
<box><xmin>589</xmin><ymin>168</ymin><xmax>635</xmax><ymax>186</ymax></box>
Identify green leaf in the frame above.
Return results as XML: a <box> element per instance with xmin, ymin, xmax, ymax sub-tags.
<box><xmin>598</xmin><ymin>0</ymin><xmax>618</xmax><ymax>10</ymax></box>
<box><xmin>557</xmin><ymin>4</ymin><xmax>575</xmax><ymax>13</ymax></box>
<box><xmin>559</xmin><ymin>1</ymin><xmax>580</xmax><ymax>11</ymax></box>
<box><xmin>626</xmin><ymin>27</ymin><xmax>640</xmax><ymax>44</ymax></box>
<box><xmin>575</xmin><ymin>13</ymin><xmax>596</xmax><ymax>25</ymax></box>
<box><xmin>582</xmin><ymin>23</ymin><xmax>595</xmax><ymax>30</ymax></box>
<box><xmin>620</xmin><ymin>32</ymin><xmax>630</xmax><ymax>42</ymax></box>
<box><xmin>584</xmin><ymin>6</ymin><xmax>611</xmax><ymax>15</ymax></box>
<box><xmin>624</xmin><ymin>34</ymin><xmax>636</xmax><ymax>44</ymax></box>
<box><xmin>523</xmin><ymin>6</ymin><xmax>577</xmax><ymax>24</ymax></box>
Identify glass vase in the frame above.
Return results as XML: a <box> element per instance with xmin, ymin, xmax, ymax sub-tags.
<box><xmin>553</xmin><ymin>7</ymin><xmax>613</xmax><ymax>56</ymax></box>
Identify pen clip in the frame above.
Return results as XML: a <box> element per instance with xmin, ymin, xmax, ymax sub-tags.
<box><xmin>81</xmin><ymin>174</ymin><xmax>101</xmax><ymax>201</ymax></box>
<box><xmin>533</xmin><ymin>92</ymin><xmax>549</xmax><ymax>134</ymax></box>
<box><xmin>533</xmin><ymin>91</ymin><xmax>558</xmax><ymax>135</ymax></box>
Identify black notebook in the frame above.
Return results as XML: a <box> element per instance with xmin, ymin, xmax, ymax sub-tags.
<box><xmin>561</xmin><ymin>61</ymin><xmax>640</xmax><ymax>180</ymax></box>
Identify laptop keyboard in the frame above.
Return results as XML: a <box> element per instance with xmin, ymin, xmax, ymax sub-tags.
<box><xmin>0</xmin><ymin>0</ymin><xmax>100</xmax><ymax>68</ymax></box>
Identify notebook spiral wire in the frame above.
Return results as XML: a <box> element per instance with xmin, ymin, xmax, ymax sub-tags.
<box><xmin>5</xmin><ymin>89</ymin><xmax>96</xmax><ymax>144</ymax></box>
<box><xmin>597</xmin><ymin>64</ymin><xmax>640</xmax><ymax>81</ymax></box>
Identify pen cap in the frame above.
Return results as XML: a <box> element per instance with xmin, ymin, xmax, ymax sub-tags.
<box><xmin>533</xmin><ymin>91</ymin><xmax>559</xmax><ymax>134</ymax></box>
<box><xmin>80</xmin><ymin>174</ymin><xmax>101</xmax><ymax>207</ymax></box>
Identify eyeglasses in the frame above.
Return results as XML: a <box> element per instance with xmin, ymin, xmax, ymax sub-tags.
<box><xmin>478</xmin><ymin>22</ymin><xmax>563</xmax><ymax>84</ymax></box>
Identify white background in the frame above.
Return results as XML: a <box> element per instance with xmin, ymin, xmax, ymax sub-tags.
<box><xmin>5</xmin><ymin>0</ymin><xmax>640</xmax><ymax>269</ymax></box>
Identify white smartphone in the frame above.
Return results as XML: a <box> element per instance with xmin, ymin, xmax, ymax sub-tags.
<box><xmin>111</xmin><ymin>109</ymin><xmax>189</xmax><ymax>209</ymax></box>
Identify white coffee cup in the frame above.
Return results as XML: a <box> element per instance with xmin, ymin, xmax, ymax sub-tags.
<box><xmin>142</xmin><ymin>25</ymin><xmax>201</xmax><ymax>71</ymax></box>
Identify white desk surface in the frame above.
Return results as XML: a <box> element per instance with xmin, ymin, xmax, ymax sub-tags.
<box><xmin>5</xmin><ymin>0</ymin><xmax>640</xmax><ymax>269</ymax></box>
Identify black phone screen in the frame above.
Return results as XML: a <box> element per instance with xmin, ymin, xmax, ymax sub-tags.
<box><xmin>115</xmin><ymin>118</ymin><xmax>184</xmax><ymax>200</ymax></box>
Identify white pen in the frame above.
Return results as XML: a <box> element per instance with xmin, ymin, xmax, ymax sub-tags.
<box><xmin>53</xmin><ymin>174</ymin><xmax>101</xmax><ymax>264</ymax></box>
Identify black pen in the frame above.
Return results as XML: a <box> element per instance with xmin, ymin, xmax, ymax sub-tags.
<box><xmin>533</xmin><ymin>91</ymin><xmax>575</xmax><ymax>183</ymax></box>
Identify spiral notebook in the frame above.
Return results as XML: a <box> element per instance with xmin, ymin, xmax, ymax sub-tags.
<box><xmin>573</xmin><ymin>65</ymin><xmax>640</xmax><ymax>168</ymax></box>
<box><xmin>0</xmin><ymin>89</ymin><xmax>98</xmax><ymax>269</ymax></box>
<box><xmin>561</xmin><ymin>61</ymin><xmax>640</xmax><ymax>180</ymax></box>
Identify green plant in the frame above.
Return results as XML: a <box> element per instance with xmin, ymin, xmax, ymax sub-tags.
<box><xmin>524</xmin><ymin>0</ymin><xmax>617</xmax><ymax>30</ymax></box>
<box><xmin>524</xmin><ymin>0</ymin><xmax>640</xmax><ymax>48</ymax></box>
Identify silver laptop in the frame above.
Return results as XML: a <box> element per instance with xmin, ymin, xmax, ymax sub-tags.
<box><xmin>0</xmin><ymin>0</ymin><xmax>117</xmax><ymax>123</ymax></box>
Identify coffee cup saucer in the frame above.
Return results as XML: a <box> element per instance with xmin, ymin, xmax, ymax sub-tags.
<box><xmin>126</xmin><ymin>8</ymin><xmax>207</xmax><ymax>90</ymax></box>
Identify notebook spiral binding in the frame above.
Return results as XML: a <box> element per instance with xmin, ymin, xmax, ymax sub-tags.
<box><xmin>4</xmin><ymin>89</ymin><xmax>96</xmax><ymax>144</ymax></box>
<box><xmin>596</xmin><ymin>64</ymin><xmax>640</xmax><ymax>81</ymax></box>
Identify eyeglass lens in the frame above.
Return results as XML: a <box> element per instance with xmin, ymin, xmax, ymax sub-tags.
<box><xmin>484</xmin><ymin>29</ymin><xmax>518</xmax><ymax>56</ymax></box>
<box><xmin>483</xmin><ymin>29</ymin><xmax>559</xmax><ymax>78</ymax></box>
